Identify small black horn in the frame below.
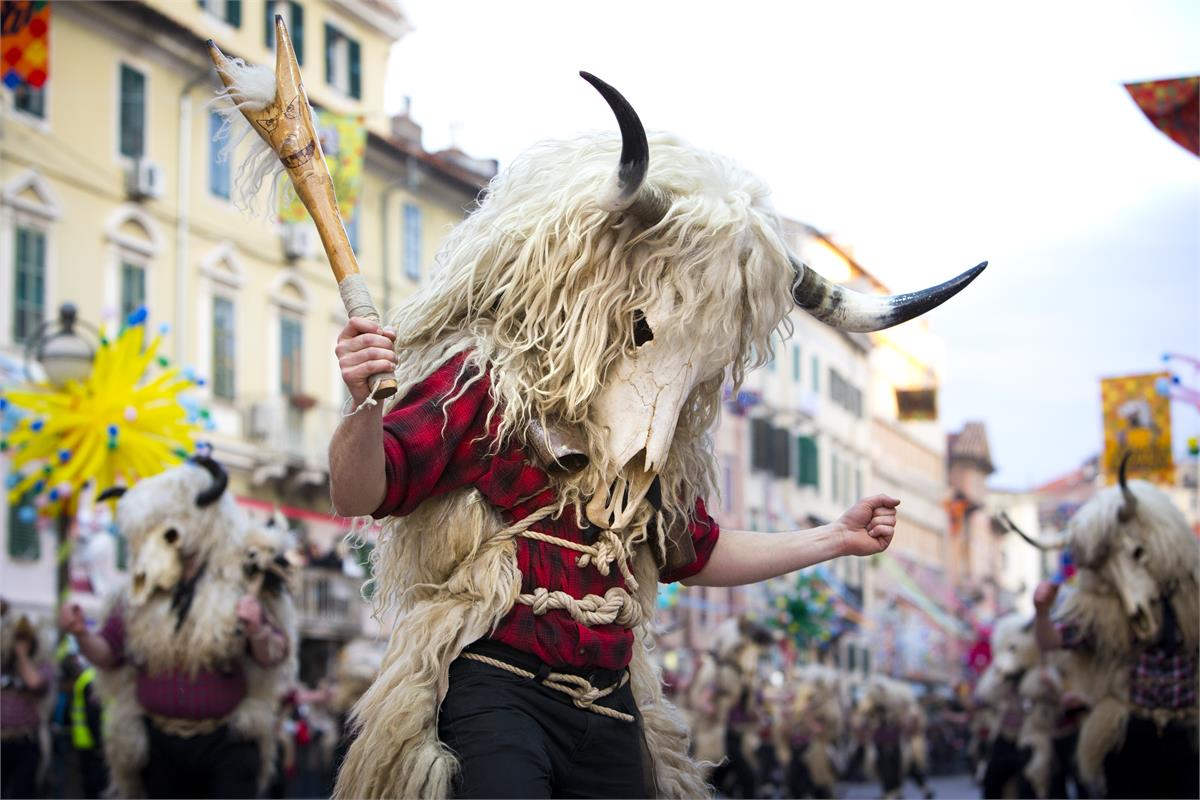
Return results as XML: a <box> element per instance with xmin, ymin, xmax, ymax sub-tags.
<box><xmin>1117</xmin><ymin>452</ymin><xmax>1137</xmax><ymax>523</ymax></box>
<box><xmin>97</xmin><ymin>486</ymin><xmax>127</xmax><ymax>503</ymax></box>
<box><xmin>189</xmin><ymin>455</ymin><xmax>228</xmax><ymax>508</ymax></box>
<box><xmin>998</xmin><ymin>511</ymin><xmax>1067</xmax><ymax>551</ymax></box>
<box><xmin>580</xmin><ymin>71</ymin><xmax>671</xmax><ymax>225</ymax></box>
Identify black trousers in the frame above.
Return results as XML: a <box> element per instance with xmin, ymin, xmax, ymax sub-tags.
<box><xmin>1103</xmin><ymin>716</ymin><xmax>1198</xmax><ymax>799</ymax></box>
<box><xmin>140</xmin><ymin>720</ymin><xmax>260</xmax><ymax>799</ymax></box>
<box><xmin>981</xmin><ymin>735</ymin><xmax>1033</xmax><ymax>799</ymax></box>
<box><xmin>438</xmin><ymin>641</ymin><xmax>648</xmax><ymax>799</ymax></box>
<box><xmin>0</xmin><ymin>736</ymin><xmax>39</xmax><ymax>800</ymax></box>
<box><xmin>711</xmin><ymin>729</ymin><xmax>757</xmax><ymax>798</ymax></box>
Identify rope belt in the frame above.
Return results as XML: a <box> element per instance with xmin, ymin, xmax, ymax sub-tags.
<box><xmin>146</xmin><ymin>712</ymin><xmax>230</xmax><ymax>738</ymax></box>
<box><xmin>517</xmin><ymin>586</ymin><xmax>646</xmax><ymax>628</ymax></box>
<box><xmin>1144</xmin><ymin>705</ymin><xmax>1199</xmax><ymax>736</ymax></box>
<box><xmin>460</xmin><ymin>651</ymin><xmax>635</xmax><ymax>723</ymax></box>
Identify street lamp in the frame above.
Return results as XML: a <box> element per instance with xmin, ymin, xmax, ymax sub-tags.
<box><xmin>24</xmin><ymin>303</ymin><xmax>98</xmax><ymax>388</ymax></box>
<box><xmin>22</xmin><ymin>302</ymin><xmax>99</xmax><ymax>649</ymax></box>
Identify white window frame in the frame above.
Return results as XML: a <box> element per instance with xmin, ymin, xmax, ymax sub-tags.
<box><xmin>0</xmin><ymin>170</ymin><xmax>61</xmax><ymax>350</ymax></box>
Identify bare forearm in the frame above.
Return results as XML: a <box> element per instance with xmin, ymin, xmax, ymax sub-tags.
<box><xmin>328</xmin><ymin>404</ymin><xmax>387</xmax><ymax>517</ymax></box>
<box><xmin>15</xmin><ymin>652</ymin><xmax>45</xmax><ymax>690</ymax></box>
<box><xmin>1034</xmin><ymin>611</ymin><xmax>1062</xmax><ymax>651</ymax></box>
<box><xmin>687</xmin><ymin>525</ymin><xmax>845</xmax><ymax>587</ymax></box>
<box><xmin>76</xmin><ymin>632</ymin><xmax>118</xmax><ymax>670</ymax></box>
<box><xmin>248</xmin><ymin>625</ymin><xmax>287</xmax><ymax>668</ymax></box>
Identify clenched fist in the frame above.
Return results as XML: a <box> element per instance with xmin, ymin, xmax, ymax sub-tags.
<box><xmin>336</xmin><ymin>317</ymin><xmax>398</xmax><ymax>405</ymax></box>
<box><xmin>837</xmin><ymin>494</ymin><xmax>900</xmax><ymax>557</ymax></box>
<box><xmin>59</xmin><ymin>602</ymin><xmax>88</xmax><ymax>637</ymax></box>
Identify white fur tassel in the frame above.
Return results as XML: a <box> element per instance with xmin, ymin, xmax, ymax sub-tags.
<box><xmin>209</xmin><ymin>58</ymin><xmax>308</xmax><ymax>218</ymax></box>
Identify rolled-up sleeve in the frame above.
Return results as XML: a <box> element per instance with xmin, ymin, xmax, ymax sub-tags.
<box><xmin>99</xmin><ymin>609</ymin><xmax>127</xmax><ymax>667</ymax></box>
<box><xmin>372</xmin><ymin>351</ymin><xmax>496</xmax><ymax>519</ymax></box>
<box><xmin>660</xmin><ymin>497</ymin><xmax>721</xmax><ymax>584</ymax></box>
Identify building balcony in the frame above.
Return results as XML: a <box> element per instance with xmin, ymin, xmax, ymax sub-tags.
<box><xmin>242</xmin><ymin>396</ymin><xmax>341</xmax><ymax>489</ymax></box>
<box><xmin>295</xmin><ymin>567</ymin><xmax>366</xmax><ymax>639</ymax></box>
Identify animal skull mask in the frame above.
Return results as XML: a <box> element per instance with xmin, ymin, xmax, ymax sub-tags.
<box><xmin>101</xmin><ymin>456</ymin><xmax>230</xmax><ymax>608</ymax></box>
<box><xmin>577</xmin><ymin>73</ymin><xmax>986</xmax><ymax>530</ymax></box>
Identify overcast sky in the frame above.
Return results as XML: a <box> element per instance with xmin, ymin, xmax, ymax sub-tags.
<box><xmin>384</xmin><ymin>0</ymin><xmax>1200</xmax><ymax>489</ymax></box>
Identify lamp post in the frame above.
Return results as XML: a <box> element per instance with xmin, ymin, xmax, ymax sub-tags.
<box><xmin>24</xmin><ymin>303</ymin><xmax>98</xmax><ymax>645</ymax></box>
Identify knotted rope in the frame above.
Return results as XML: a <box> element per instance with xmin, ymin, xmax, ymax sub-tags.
<box><xmin>517</xmin><ymin>585</ymin><xmax>646</xmax><ymax>628</ymax></box>
<box><xmin>460</xmin><ymin>651</ymin><xmax>635</xmax><ymax>723</ymax></box>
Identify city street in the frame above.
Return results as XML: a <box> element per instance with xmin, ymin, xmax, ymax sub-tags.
<box><xmin>842</xmin><ymin>773</ymin><xmax>977</xmax><ymax>799</ymax></box>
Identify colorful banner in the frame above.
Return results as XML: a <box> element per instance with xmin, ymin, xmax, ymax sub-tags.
<box><xmin>280</xmin><ymin>110</ymin><xmax>366</xmax><ymax>224</ymax></box>
<box><xmin>2</xmin><ymin>1</ymin><xmax>50</xmax><ymax>89</ymax></box>
<box><xmin>1124</xmin><ymin>77</ymin><xmax>1199</xmax><ymax>157</ymax></box>
<box><xmin>1101</xmin><ymin>371</ymin><xmax>1174</xmax><ymax>485</ymax></box>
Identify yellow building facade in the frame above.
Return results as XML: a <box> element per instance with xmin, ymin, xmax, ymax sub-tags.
<box><xmin>0</xmin><ymin>0</ymin><xmax>492</xmax><ymax>651</ymax></box>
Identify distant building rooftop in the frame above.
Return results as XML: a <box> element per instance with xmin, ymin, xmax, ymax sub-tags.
<box><xmin>948</xmin><ymin>421</ymin><xmax>995</xmax><ymax>474</ymax></box>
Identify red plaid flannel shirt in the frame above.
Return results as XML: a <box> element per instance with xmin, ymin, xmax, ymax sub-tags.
<box><xmin>1058</xmin><ymin>620</ymin><xmax>1198</xmax><ymax>712</ymax></box>
<box><xmin>372</xmin><ymin>350</ymin><xmax>720</xmax><ymax>670</ymax></box>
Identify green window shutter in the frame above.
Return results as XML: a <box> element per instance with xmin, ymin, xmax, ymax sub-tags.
<box><xmin>119</xmin><ymin>65</ymin><xmax>146</xmax><ymax>158</ymax></box>
<box><xmin>796</xmin><ymin>436</ymin><xmax>819</xmax><ymax>487</ymax></box>
<box><xmin>291</xmin><ymin>2</ymin><xmax>305</xmax><ymax>65</ymax></box>
<box><xmin>792</xmin><ymin>346</ymin><xmax>801</xmax><ymax>382</ymax></box>
<box><xmin>13</xmin><ymin>226</ymin><xmax>46</xmax><ymax>344</ymax></box>
<box><xmin>264</xmin><ymin>1</ymin><xmax>273</xmax><ymax>48</ymax></box>
<box><xmin>279</xmin><ymin>315</ymin><xmax>303</xmax><ymax>395</ymax></box>
<box><xmin>324</xmin><ymin>24</ymin><xmax>335</xmax><ymax>86</ymax></box>
<box><xmin>120</xmin><ymin>263</ymin><xmax>145</xmax><ymax>324</ymax></box>
<box><xmin>348</xmin><ymin>37</ymin><xmax>361</xmax><ymax>99</ymax></box>
<box><xmin>212</xmin><ymin>296</ymin><xmax>236</xmax><ymax>400</ymax></box>
<box><xmin>7</xmin><ymin>496</ymin><xmax>40</xmax><ymax>560</ymax></box>
<box><xmin>811</xmin><ymin>355</ymin><xmax>820</xmax><ymax>393</ymax></box>
<box><xmin>226</xmin><ymin>0</ymin><xmax>241</xmax><ymax>27</ymax></box>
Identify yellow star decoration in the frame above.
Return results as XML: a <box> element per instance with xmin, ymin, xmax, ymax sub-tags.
<box><xmin>2</xmin><ymin>321</ymin><xmax>199</xmax><ymax>516</ymax></box>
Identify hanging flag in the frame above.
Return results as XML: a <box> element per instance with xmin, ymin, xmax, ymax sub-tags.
<box><xmin>2</xmin><ymin>1</ymin><xmax>51</xmax><ymax>89</ymax></box>
<box><xmin>1100</xmin><ymin>371</ymin><xmax>1175</xmax><ymax>486</ymax></box>
<box><xmin>1124</xmin><ymin>77</ymin><xmax>1199</xmax><ymax>157</ymax></box>
<box><xmin>280</xmin><ymin>110</ymin><xmax>366</xmax><ymax>224</ymax></box>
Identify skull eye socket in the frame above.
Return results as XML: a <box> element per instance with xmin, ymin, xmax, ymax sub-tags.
<box><xmin>1132</xmin><ymin>545</ymin><xmax>1145</xmax><ymax>562</ymax></box>
<box><xmin>164</xmin><ymin>528</ymin><xmax>179</xmax><ymax>544</ymax></box>
<box><xmin>632</xmin><ymin>309</ymin><xmax>654</xmax><ymax>347</ymax></box>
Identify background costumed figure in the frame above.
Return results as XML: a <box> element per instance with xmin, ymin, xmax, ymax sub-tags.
<box><xmin>1029</xmin><ymin>456</ymin><xmax>1199</xmax><ymax>799</ymax></box>
<box><xmin>61</xmin><ymin>458</ymin><xmax>297</xmax><ymax>798</ymax></box>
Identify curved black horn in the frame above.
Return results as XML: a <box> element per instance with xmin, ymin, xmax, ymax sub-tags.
<box><xmin>97</xmin><ymin>486</ymin><xmax>127</xmax><ymax>503</ymax></box>
<box><xmin>998</xmin><ymin>511</ymin><xmax>1067</xmax><ymax>551</ymax></box>
<box><xmin>1117</xmin><ymin>452</ymin><xmax>1137</xmax><ymax>523</ymax></box>
<box><xmin>790</xmin><ymin>256</ymin><xmax>987</xmax><ymax>333</ymax></box>
<box><xmin>580</xmin><ymin>71</ymin><xmax>671</xmax><ymax>225</ymax></box>
<box><xmin>189</xmin><ymin>454</ymin><xmax>228</xmax><ymax>508</ymax></box>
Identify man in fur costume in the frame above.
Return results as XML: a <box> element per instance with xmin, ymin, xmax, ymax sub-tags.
<box><xmin>1</xmin><ymin>600</ymin><xmax>55</xmax><ymax>799</ymax></box>
<box><xmin>854</xmin><ymin>676</ymin><xmax>935</xmax><ymax>800</ymax></box>
<box><xmin>58</xmin><ymin>456</ymin><xmax>298</xmax><ymax>798</ymax></box>
<box><xmin>973</xmin><ymin>612</ymin><xmax>1042</xmax><ymax>798</ymax></box>
<box><xmin>327</xmin><ymin>74</ymin><xmax>984</xmax><ymax>799</ymax></box>
<box><xmin>781</xmin><ymin>664</ymin><xmax>845</xmax><ymax>799</ymax></box>
<box><xmin>1030</xmin><ymin>460</ymin><xmax>1199</xmax><ymax>799</ymax></box>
